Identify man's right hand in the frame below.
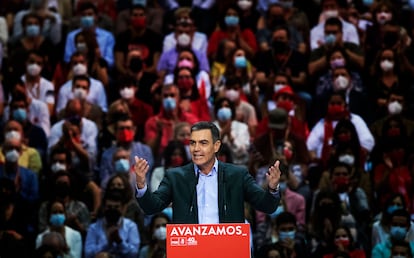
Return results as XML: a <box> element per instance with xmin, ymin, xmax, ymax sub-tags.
<box><xmin>134</xmin><ymin>156</ymin><xmax>149</xmax><ymax>189</ymax></box>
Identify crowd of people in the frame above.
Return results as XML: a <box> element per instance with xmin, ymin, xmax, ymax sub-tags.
<box><xmin>0</xmin><ymin>0</ymin><xmax>414</xmax><ymax>257</ymax></box>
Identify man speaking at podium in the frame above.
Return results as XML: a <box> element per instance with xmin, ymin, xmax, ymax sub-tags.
<box><xmin>134</xmin><ymin>121</ymin><xmax>281</xmax><ymax>224</ymax></box>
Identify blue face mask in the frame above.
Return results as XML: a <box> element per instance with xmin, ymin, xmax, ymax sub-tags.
<box><xmin>49</xmin><ymin>214</ymin><xmax>66</xmax><ymax>227</ymax></box>
<box><xmin>270</xmin><ymin>205</ymin><xmax>284</xmax><ymax>219</ymax></box>
<box><xmin>279</xmin><ymin>182</ymin><xmax>288</xmax><ymax>192</ymax></box>
<box><xmin>279</xmin><ymin>230</ymin><xmax>296</xmax><ymax>241</ymax></box>
<box><xmin>387</xmin><ymin>205</ymin><xmax>402</xmax><ymax>215</ymax></box>
<box><xmin>12</xmin><ymin>108</ymin><xmax>27</xmax><ymax>122</ymax></box>
<box><xmin>25</xmin><ymin>24</ymin><xmax>40</xmax><ymax>37</ymax></box>
<box><xmin>163</xmin><ymin>97</ymin><xmax>176</xmax><ymax>111</ymax></box>
<box><xmin>234</xmin><ymin>56</ymin><xmax>247</xmax><ymax>68</ymax></box>
<box><xmin>132</xmin><ymin>0</ymin><xmax>147</xmax><ymax>6</ymax></box>
<box><xmin>80</xmin><ymin>16</ymin><xmax>94</xmax><ymax>29</ymax></box>
<box><xmin>363</xmin><ymin>0</ymin><xmax>374</xmax><ymax>6</ymax></box>
<box><xmin>390</xmin><ymin>226</ymin><xmax>407</xmax><ymax>241</ymax></box>
<box><xmin>115</xmin><ymin>159</ymin><xmax>130</xmax><ymax>173</ymax></box>
<box><xmin>225</xmin><ymin>16</ymin><xmax>239</xmax><ymax>26</ymax></box>
<box><xmin>217</xmin><ymin>107</ymin><xmax>232</xmax><ymax>121</ymax></box>
<box><xmin>325</xmin><ymin>34</ymin><xmax>336</xmax><ymax>45</ymax></box>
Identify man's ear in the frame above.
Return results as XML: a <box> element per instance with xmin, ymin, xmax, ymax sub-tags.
<box><xmin>214</xmin><ymin>140</ymin><xmax>221</xmax><ymax>153</ymax></box>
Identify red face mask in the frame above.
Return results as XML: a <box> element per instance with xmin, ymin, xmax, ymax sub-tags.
<box><xmin>178</xmin><ymin>78</ymin><xmax>193</xmax><ymax>91</ymax></box>
<box><xmin>277</xmin><ymin>100</ymin><xmax>294</xmax><ymax>112</ymax></box>
<box><xmin>387</xmin><ymin>127</ymin><xmax>401</xmax><ymax>137</ymax></box>
<box><xmin>170</xmin><ymin>156</ymin><xmax>184</xmax><ymax>167</ymax></box>
<box><xmin>283</xmin><ymin>147</ymin><xmax>293</xmax><ymax>161</ymax></box>
<box><xmin>131</xmin><ymin>17</ymin><xmax>146</xmax><ymax>29</ymax></box>
<box><xmin>334</xmin><ymin>238</ymin><xmax>350</xmax><ymax>248</ymax></box>
<box><xmin>332</xmin><ymin>177</ymin><xmax>350</xmax><ymax>192</ymax></box>
<box><xmin>328</xmin><ymin>104</ymin><xmax>345</xmax><ymax>116</ymax></box>
<box><xmin>117</xmin><ymin>129</ymin><xmax>134</xmax><ymax>143</ymax></box>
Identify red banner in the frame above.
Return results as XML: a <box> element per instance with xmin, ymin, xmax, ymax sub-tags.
<box><xmin>167</xmin><ymin>223</ymin><xmax>251</xmax><ymax>258</ymax></box>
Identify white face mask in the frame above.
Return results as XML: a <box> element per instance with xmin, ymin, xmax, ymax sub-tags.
<box><xmin>388</xmin><ymin>101</ymin><xmax>403</xmax><ymax>115</ymax></box>
<box><xmin>177</xmin><ymin>33</ymin><xmax>191</xmax><ymax>47</ymax></box>
<box><xmin>27</xmin><ymin>63</ymin><xmax>42</xmax><ymax>76</ymax></box>
<box><xmin>225</xmin><ymin>89</ymin><xmax>240</xmax><ymax>102</ymax></box>
<box><xmin>324</xmin><ymin>10</ymin><xmax>339</xmax><ymax>19</ymax></box>
<box><xmin>237</xmin><ymin>0</ymin><xmax>252</xmax><ymax>10</ymax></box>
<box><xmin>376</xmin><ymin>11</ymin><xmax>392</xmax><ymax>24</ymax></box>
<box><xmin>334</xmin><ymin>75</ymin><xmax>349</xmax><ymax>90</ymax></box>
<box><xmin>5</xmin><ymin>130</ymin><xmax>22</xmax><ymax>141</ymax></box>
<box><xmin>73</xmin><ymin>88</ymin><xmax>88</xmax><ymax>100</ymax></box>
<box><xmin>274</xmin><ymin>84</ymin><xmax>285</xmax><ymax>93</ymax></box>
<box><xmin>73</xmin><ymin>63</ymin><xmax>88</xmax><ymax>76</ymax></box>
<box><xmin>51</xmin><ymin>162</ymin><xmax>67</xmax><ymax>173</ymax></box>
<box><xmin>380</xmin><ymin>60</ymin><xmax>394</xmax><ymax>72</ymax></box>
<box><xmin>339</xmin><ymin>154</ymin><xmax>355</xmax><ymax>165</ymax></box>
<box><xmin>120</xmin><ymin>87</ymin><xmax>135</xmax><ymax>99</ymax></box>
<box><xmin>153</xmin><ymin>226</ymin><xmax>167</xmax><ymax>241</ymax></box>
<box><xmin>5</xmin><ymin>149</ymin><xmax>20</xmax><ymax>163</ymax></box>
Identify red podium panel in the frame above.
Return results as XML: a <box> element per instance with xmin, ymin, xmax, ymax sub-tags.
<box><xmin>167</xmin><ymin>223</ymin><xmax>250</xmax><ymax>258</ymax></box>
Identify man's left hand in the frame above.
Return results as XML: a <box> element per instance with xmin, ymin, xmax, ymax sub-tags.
<box><xmin>267</xmin><ymin>160</ymin><xmax>281</xmax><ymax>190</ymax></box>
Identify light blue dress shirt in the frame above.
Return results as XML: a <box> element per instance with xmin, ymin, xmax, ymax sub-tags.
<box><xmin>195</xmin><ymin>159</ymin><xmax>219</xmax><ymax>224</ymax></box>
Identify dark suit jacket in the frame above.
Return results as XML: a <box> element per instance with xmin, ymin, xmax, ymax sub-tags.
<box><xmin>137</xmin><ymin>161</ymin><xmax>280</xmax><ymax>224</ymax></box>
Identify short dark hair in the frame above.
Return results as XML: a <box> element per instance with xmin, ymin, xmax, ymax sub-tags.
<box><xmin>103</xmin><ymin>188</ymin><xmax>124</xmax><ymax>204</ymax></box>
<box><xmin>22</xmin><ymin>12</ymin><xmax>43</xmax><ymax>27</ymax></box>
<box><xmin>191</xmin><ymin>122</ymin><xmax>221</xmax><ymax>143</ymax></box>
<box><xmin>329</xmin><ymin>162</ymin><xmax>352</xmax><ymax>177</ymax></box>
<box><xmin>391</xmin><ymin>240</ymin><xmax>413</xmax><ymax>258</ymax></box>
<box><xmin>72</xmin><ymin>74</ymin><xmax>91</xmax><ymax>88</ymax></box>
<box><xmin>275</xmin><ymin>211</ymin><xmax>297</xmax><ymax>228</ymax></box>
<box><xmin>50</xmin><ymin>145</ymin><xmax>73</xmax><ymax>166</ymax></box>
<box><xmin>78</xmin><ymin>2</ymin><xmax>98</xmax><ymax>14</ymax></box>
<box><xmin>325</xmin><ymin>17</ymin><xmax>343</xmax><ymax>31</ymax></box>
<box><xmin>113</xmin><ymin>113</ymin><xmax>134</xmax><ymax>130</ymax></box>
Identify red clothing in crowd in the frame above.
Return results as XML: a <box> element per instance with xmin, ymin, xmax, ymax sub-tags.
<box><xmin>207</xmin><ymin>29</ymin><xmax>257</xmax><ymax>57</ymax></box>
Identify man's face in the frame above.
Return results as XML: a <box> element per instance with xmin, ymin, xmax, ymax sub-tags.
<box><xmin>272</xmin><ymin>29</ymin><xmax>289</xmax><ymax>44</ymax></box>
<box><xmin>189</xmin><ymin>129</ymin><xmax>221</xmax><ymax>170</ymax></box>
<box><xmin>81</xmin><ymin>8</ymin><xmax>96</xmax><ymax>20</ymax></box>
<box><xmin>71</xmin><ymin>55</ymin><xmax>87</xmax><ymax>68</ymax></box>
<box><xmin>162</xmin><ymin>86</ymin><xmax>180</xmax><ymax>110</ymax></box>
<box><xmin>391</xmin><ymin>216</ymin><xmax>409</xmax><ymax>228</ymax></box>
<box><xmin>277</xmin><ymin>222</ymin><xmax>296</xmax><ymax>233</ymax></box>
<box><xmin>2</xmin><ymin>139</ymin><xmax>22</xmax><ymax>156</ymax></box>
<box><xmin>52</xmin><ymin>153</ymin><xmax>68</xmax><ymax>167</ymax></box>
<box><xmin>26</xmin><ymin>53</ymin><xmax>44</xmax><ymax>68</ymax></box>
<box><xmin>11</xmin><ymin>100</ymin><xmax>27</xmax><ymax>112</ymax></box>
<box><xmin>104</xmin><ymin>200</ymin><xmax>123</xmax><ymax>214</ymax></box>
<box><xmin>115</xmin><ymin>120</ymin><xmax>135</xmax><ymax>141</ymax></box>
<box><xmin>324</xmin><ymin>24</ymin><xmax>342</xmax><ymax>42</ymax></box>
<box><xmin>391</xmin><ymin>246</ymin><xmax>410</xmax><ymax>257</ymax></box>
<box><xmin>131</xmin><ymin>8</ymin><xmax>145</xmax><ymax>19</ymax></box>
<box><xmin>73</xmin><ymin>79</ymin><xmax>90</xmax><ymax>93</ymax></box>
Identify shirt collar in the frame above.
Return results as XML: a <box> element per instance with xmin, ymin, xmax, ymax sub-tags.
<box><xmin>194</xmin><ymin>159</ymin><xmax>218</xmax><ymax>177</ymax></box>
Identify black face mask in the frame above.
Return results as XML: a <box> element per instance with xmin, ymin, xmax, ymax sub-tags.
<box><xmin>272</xmin><ymin>40</ymin><xmax>288</xmax><ymax>53</ymax></box>
<box><xmin>104</xmin><ymin>208</ymin><xmax>121</xmax><ymax>224</ymax></box>
<box><xmin>269</xmin><ymin>16</ymin><xmax>286</xmax><ymax>29</ymax></box>
<box><xmin>55</xmin><ymin>182</ymin><xmax>71</xmax><ymax>198</ymax></box>
<box><xmin>129</xmin><ymin>58</ymin><xmax>143</xmax><ymax>73</ymax></box>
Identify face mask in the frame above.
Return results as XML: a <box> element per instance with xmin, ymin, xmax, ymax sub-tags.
<box><xmin>390</xmin><ymin>226</ymin><xmax>407</xmax><ymax>241</ymax></box>
<box><xmin>387</xmin><ymin>205</ymin><xmax>402</xmax><ymax>215</ymax></box>
<box><xmin>80</xmin><ymin>15</ymin><xmax>94</xmax><ymax>29</ymax></box>
<box><xmin>334</xmin><ymin>237</ymin><xmax>350</xmax><ymax>248</ymax></box>
<box><xmin>129</xmin><ymin>57</ymin><xmax>143</xmax><ymax>73</ymax></box>
<box><xmin>5</xmin><ymin>130</ymin><xmax>21</xmax><ymax>141</ymax></box>
<box><xmin>380</xmin><ymin>60</ymin><xmax>394</xmax><ymax>72</ymax></box>
<box><xmin>327</xmin><ymin>104</ymin><xmax>345</xmax><ymax>118</ymax></box>
<box><xmin>338</xmin><ymin>154</ymin><xmax>355</xmax><ymax>166</ymax></box>
<box><xmin>178</xmin><ymin>59</ymin><xmax>194</xmax><ymax>69</ymax></box>
<box><xmin>51</xmin><ymin>162</ymin><xmax>67</xmax><ymax>173</ymax></box>
<box><xmin>12</xmin><ymin>108</ymin><xmax>27</xmax><ymax>123</ymax></box>
<box><xmin>117</xmin><ymin>129</ymin><xmax>134</xmax><ymax>143</ymax></box>
<box><xmin>324</xmin><ymin>10</ymin><xmax>339</xmax><ymax>19</ymax></box>
<box><xmin>325</xmin><ymin>34</ymin><xmax>336</xmax><ymax>45</ymax></box>
<box><xmin>279</xmin><ymin>1</ymin><xmax>294</xmax><ymax>9</ymax></box>
<box><xmin>5</xmin><ymin>149</ymin><xmax>20</xmax><ymax>163</ymax></box>
<box><xmin>132</xmin><ymin>0</ymin><xmax>147</xmax><ymax>5</ymax></box>
<box><xmin>225</xmin><ymin>16</ymin><xmax>239</xmax><ymax>26</ymax></box>
<box><xmin>177</xmin><ymin>33</ymin><xmax>191</xmax><ymax>47</ymax></box>
<box><xmin>272</xmin><ymin>40</ymin><xmax>288</xmax><ymax>53</ymax></box>
<box><xmin>332</xmin><ymin>177</ymin><xmax>349</xmax><ymax>192</ymax></box>
<box><xmin>73</xmin><ymin>88</ymin><xmax>88</xmax><ymax>100</ymax></box>
<box><xmin>234</xmin><ymin>56</ymin><xmax>247</xmax><ymax>68</ymax></box>
<box><xmin>387</xmin><ymin>127</ymin><xmax>401</xmax><ymax>137</ymax></box>
<box><xmin>120</xmin><ymin>87</ymin><xmax>135</xmax><ymax>99</ymax></box>
<box><xmin>49</xmin><ymin>214</ymin><xmax>66</xmax><ymax>227</ymax></box>
<box><xmin>115</xmin><ymin>158</ymin><xmax>130</xmax><ymax>173</ymax></box>
<box><xmin>131</xmin><ymin>17</ymin><xmax>146</xmax><ymax>29</ymax></box>
<box><xmin>363</xmin><ymin>0</ymin><xmax>374</xmax><ymax>6</ymax></box>
<box><xmin>76</xmin><ymin>42</ymin><xmax>87</xmax><ymax>52</ymax></box>
<box><xmin>73</xmin><ymin>63</ymin><xmax>87</xmax><ymax>76</ymax></box>
<box><xmin>225</xmin><ymin>89</ymin><xmax>240</xmax><ymax>102</ymax></box>
<box><xmin>153</xmin><ymin>226</ymin><xmax>167</xmax><ymax>241</ymax></box>
<box><xmin>163</xmin><ymin>97</ymin><xmax>176</xmax><ymax>111</ymax></box>
<box><xmin>25</xmin><ymin>24</ymin><xmax>40</xmax><ymax>37</ymax></box>
<box><xmin>377</xmin><ymin>12</ymin><xmax>392</xmax><ymax>25</ymax></box>
<box><xmin>274</xmin><ymin>84</ymin><xmax>285</xmax><ymax>93</ymax></box>
<box><xmin>279</xmin><ymin>182</ymin><xmax>288</xmax><ymax>192</ymax></box>
<box><xmin>105</xmin><ymin>208</ymin><xmax>121</xmax><ymax>225</ymax></box>
<box><xmin>284</xmin><ymin>147</ymin><xmax>293</xmax><ymax>161</ymax></box>
<box><xmin>177</xmin><ymin>77</ymin><xmax>193</xmax><ymax>91</ymax></box>
<box><xmin>170</xmin><ymin>156</ymin><xmax>184</xmax><ymax>167</ymax></box>
<box><xmin>330</xmin><ymin>58</ymin><xmax>345</xmax><ymax>69</ymax></box>
<box><xmin>388</xmin><ymin>101</ymin><xmax>403</xmax><ymax>115</ymax></box>
<box><xmin>217</xmin><ymin>107</ymin><xmax>232</xmax><ymax>121</ymax></box>
<box><xmin>279</xmin><ymin>230</ymin><xmax>296</xmax><ymax>241</ymax></box>
<box><xmin>237</xmin><ymin>0</ymin><xmax>252</xmax><ymax>10</ymax></box>
<box><xmin>270</xmin><ymin>204</ymin><xmax>284</xmax><ymax>219</ymax></box>
<box><xmin>277</xmin><ymin>100</ymin><xmax>294</xmax><ymax>112</ymax></box>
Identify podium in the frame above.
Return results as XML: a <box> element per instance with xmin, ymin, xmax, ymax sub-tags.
<box><xmin>166</xmin><ymin>223</ymin><xmax>251</xmax><ymax>258</ymax></box>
